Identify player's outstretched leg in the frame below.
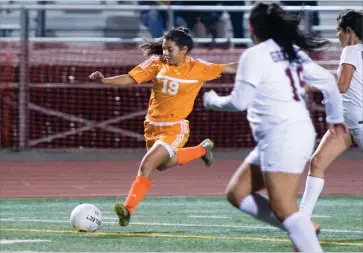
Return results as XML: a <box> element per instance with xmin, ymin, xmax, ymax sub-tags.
<box><xmin>158</xmin><ymin>138</ymin><xmax>215</xmax><ymax>171</ymax></box>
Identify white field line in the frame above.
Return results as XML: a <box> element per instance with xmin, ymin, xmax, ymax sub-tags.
<box><xmin>189</xmin><ymin>215</ymin><xmax>231</xmax><ymax>219</ymax></box>
<box><xmin>0</xmin><ymin>239</ymin><xmax>51</xmax><ymax>245</ymax></box>
<box><xmin>186</xmin><ymin>215</ymin><xmax>332</xmax><ymax>219</ymax></box>
<box><xmin>312</xmin><ymin>215</ymin><xmax>332</xmax><ymax>218</ymax></box>
<box><xmin>0</xmin><ymin>218</ymin><xmax>361</xmax><ymax>234</ymax></box>
<box><xmin>102</xmin><ymin>215</ymin><xmax>233</xmax><ymax>220</ymax></box>
<box><xmin>99</xmin><ymin>211</ymin><xmax>333</xmax><ymax>218</ymax></box>
<box><xmin>0</xmin><ymin>212</ymin><xmax>333</xmax><ymax>219</ymax></box>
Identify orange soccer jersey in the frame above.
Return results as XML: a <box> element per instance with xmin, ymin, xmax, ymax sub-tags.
<box><xmin>129</xmin><ymin>56</ymin><xmax>225</xmax><ymax>152</ymax></box>
<box><xmin>129</xmin><ymin>56</ymin><xmax>225</xmax><ymax>122</ymax></box>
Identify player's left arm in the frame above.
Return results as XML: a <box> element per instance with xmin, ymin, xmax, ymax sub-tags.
<box><xmin>203</xmin><ymin>50</ymin><xmax>259</xmax><ymax>111</ymax></box>
<box><xmin>203</xmin><ymin>81</ymin><xmax>256</xmax><ymax>111</ymax></box>
<box><xmin>222</xmin><ymin>62</ymin><xmax>238</xmax><ymax>73</ymax></box>
<box><xmin>196</xmin><ymin>59</ymin><xmax>237</xmax><ymax>81</ymax></box>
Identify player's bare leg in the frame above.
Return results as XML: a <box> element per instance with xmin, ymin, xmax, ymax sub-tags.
<box><xmin>226</xmin><ymin>162</ymin><xmax>264</xmax><ymax>208</ymax></box>
<box><xmin>309</xmin><ymin>129</ymin><xmax>351</xmax><ymax>179</ymax></box>
<box><xmin>299</xmin><ymin>129</ymin><xmax>352</xmax><ymax>218</ymax></box>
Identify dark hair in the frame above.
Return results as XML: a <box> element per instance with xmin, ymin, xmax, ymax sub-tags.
<box><xmin>337</xmin><ymin>9</ymin><xmax>363</xmax><ymax>40</ymax></box>
<box><xmin>140</xmin><ymin>27</ymin><xmax>194</xmax><ymax>56</ymax></box>
<box><xmin>249</xmin><ymin>2</ymin><xmax>329</xmax><ymax>63</ymax></box>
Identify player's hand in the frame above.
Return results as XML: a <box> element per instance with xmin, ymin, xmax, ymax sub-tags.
<box><xmin>304</xmin><ymin>84</ymin><xmax>320</xmax><ymax>93</ymax></box>
<box><xmin>327</xmin><ymin>123</ymin><xmax>349</xmax><ymax>135</ymax></box>
<box><xmin>203</xmin><ymin>90</ymin><xmax>218</xmax><ymax>109</ymax></box>
<box><xmin>89</xmin><ymin>71</ymin><xmax>105</xmax><ymax>83</ymax></box>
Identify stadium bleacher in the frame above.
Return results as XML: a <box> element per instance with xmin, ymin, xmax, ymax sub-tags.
<box><xmin>0</xmin><ymin>1</ymin><xmax>360</xmax><ymax>39</ymax></box>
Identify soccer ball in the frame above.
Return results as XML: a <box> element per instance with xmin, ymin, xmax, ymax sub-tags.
<box><xmin>70</xmin><ymin>203</ymin><xmax>102</xmax><ymax>232</ymax></box>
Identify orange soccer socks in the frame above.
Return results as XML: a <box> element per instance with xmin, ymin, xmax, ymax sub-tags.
<box><xmin>123</xmin><ymin>145</ymin><xmax>207</xmax><ymax>214</ymax></box>
<box><xmin>124</xmin><ymin>175</ymin><xmax>152</xmax><ymax>215</ymax></box>
<box><xmin>176</xmin><ymin>145</ymin><xmax>206</xmax><ymax>165</ymax></box>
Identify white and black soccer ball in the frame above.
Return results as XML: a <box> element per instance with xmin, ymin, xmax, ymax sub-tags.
<box><xmin>70</xmin><ymin>203</ymin><xmax>102</xmax><ymax>232</ymax></box>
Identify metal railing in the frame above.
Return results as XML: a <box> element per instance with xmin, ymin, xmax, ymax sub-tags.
<box><xmin>1</xmin><ymin>3</ymin><xmax>361</xmax><ymax>41</ymax></box>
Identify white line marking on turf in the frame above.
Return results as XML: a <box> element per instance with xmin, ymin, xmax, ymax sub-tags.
<box><xmin>2</xmin><ymin>213</ymin><xmax>331</xmax><ymax>219</ymax></box>
<box><xmin>102</xmin><ymin>217</ymin><xmax>118</xmax><ymax>220</ymax></box>
<box><xmin>1</xmin><ymin>218</ymin><xmax>361</xmax><ymax>234</ymax></box>
<box><xmin>311</xmin><ymin>215</ymin><xmax>331</xmax><ymax>218</ymax></box>
<box><xmin>1</xmin><ymin>218</ymin><xmax>67</xmax><ymax>223</ymax></box>
<box><xmin>97</xmin><ymin>212</ymin><xmax>331</xmax><ymax>219</ymax></box>
<box><xmin>101</xmin><ymin>210</ymin><xmax>227</xmax><ymax>215</ymax></box>
<box><xmin>0</xmin><ymin>239</ymin><xmax>51</xmax><ymax>245</ymax></box>
<box><xmin>102</xmin><ymin>215</ymin><xmax>232</xmax><ymax>219</ymax></box>
<box><xmin>187</xmin><ymin>215</ymin><xmax>232</xmax><ymax>219</ymax></box>
<box><xmin>0</xmin><ymin>213</ymin><xmax>16</xmax><ymax>216</ymax></box>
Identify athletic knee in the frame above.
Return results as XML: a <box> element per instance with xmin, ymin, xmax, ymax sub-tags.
<box><xmin>139</xmin><ymin>161</ymin><xmax>156</xmax><ymax>177</ymax></box>
<box><xmin>156</xmin><ymin>157</ymin><xmax>176</xmax><ymax>171</ymax></box>
<box><xmin>226</xmin><ymin>191</ymin><xmax>239</xmax><ymax>208</ymax></box>
<box><xmin>156</xmin><ymin>164</ymin><xmax>167</xmax><ymax>171</ymax></box>
<box><xmin>225</xmin><ymin>184</ymin><xmax>248</xmax><ymax>209</ymax></box>
<box><xmin>310</xmin><ymin>154</ymin><xmax>322</xmax><ymax>169</ymax></box>
<box><xmin>309</xmin><ymin>154</ymin><xmax>326</xmax><ymax>176</ymax></box>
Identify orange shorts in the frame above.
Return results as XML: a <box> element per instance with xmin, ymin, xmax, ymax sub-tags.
<box><xmin>144</xmin><ymin>119</ymin><xmax>190</xmax><ymax>157</ymax></box>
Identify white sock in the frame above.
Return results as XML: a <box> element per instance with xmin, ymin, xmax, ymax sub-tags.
<box><xmin>299</xmin><ymin>176</ymin><xmax>325</xmax><ymax>217</ymax></box>
<box><xmin>239</xmin><ymin>193</ymin><xmax>285</xmax><ymax>231</ymax></box>
<box><xmin>283</xmin><ymin>212</ymin><xmax>323</xmax><ymax>252</ymax></box>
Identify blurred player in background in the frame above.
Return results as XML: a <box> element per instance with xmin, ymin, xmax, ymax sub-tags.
<box><xmin>299</xmin><ymin>9</ymin><xmax>363</xmax><ymax>220</ymax></box>
<box><xmin>203</xmin><ymin>2</ymin><xmax>346</xmax><ymax>252</ymax></box>
<box><xmin>89</xmin><ymin>27</ymin><xmax>238</xmax><ymax>227</ymax></box>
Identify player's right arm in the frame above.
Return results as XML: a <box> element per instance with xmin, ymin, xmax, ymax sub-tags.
<box><xmin>337</xmin><ymin>46</ymin><xmax>357</xmax><ymax>93</ymax></box>
<box><xmin>89</xmin><ymin>56</ymin><xmax>161</xmax><ymax>86</ymax></box>
<box><xmin>304</xmin><ymin>47</ymin><xmax>356</xmax><ymax>93</ymax></box>
<box><xmin>89</xmin><ymin>71</ymin><xmax>137</xmax><ymax>86</ymax></box>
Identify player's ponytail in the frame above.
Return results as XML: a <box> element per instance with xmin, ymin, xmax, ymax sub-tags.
<box><xmin>249</xmin><ymin>2</ymin><xmax>329</xmax><ymax>63</ymax></box>
<box><xmin>140</xmin><ymin>27</ymin><xmax>194</xmax><ymax>56</ymax></box>
<box><xmin>140</xmin><ymin>37</ymin><xmax>164</xmax><ymax>56</ymax></box>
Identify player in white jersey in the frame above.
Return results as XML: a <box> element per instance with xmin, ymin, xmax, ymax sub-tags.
<box><xmin>299</xmin><ymin>9</ymin><xmax>363</xmax><ymax>221</ymax></box>
<box><xmin>203</xmin><ymin>3</ymin><xmax>346</xmax><ymax>252</ymax></box>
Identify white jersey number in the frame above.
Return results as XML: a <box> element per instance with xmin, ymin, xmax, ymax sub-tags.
<box><xmin>161</xmin><ymin>79</ymin><xmax>180</xmax><ymax>95</ymax></box>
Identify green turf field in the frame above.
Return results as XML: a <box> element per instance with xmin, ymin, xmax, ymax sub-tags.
<box><xmin>0</xmin><ymin>196</ymin><xmax>362</xmax><ymax>252</ymax></box>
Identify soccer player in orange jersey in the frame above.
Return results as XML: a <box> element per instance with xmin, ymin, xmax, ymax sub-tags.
<box><xmin>89</xmin><ymin>27</ymin><xmax>238</xmax><ymax>226</ymax></box>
